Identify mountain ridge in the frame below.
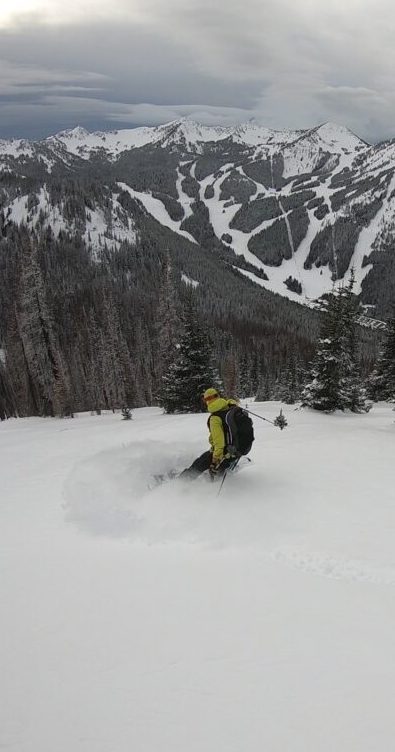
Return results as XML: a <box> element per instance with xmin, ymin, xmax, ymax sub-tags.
<box><xmin>0</xmin><ymin>118</ymin><xmax>368</xmax><ymax>159</ymax></box>
<box><xmin>0</xmin><ymin>118</ymin><xmax>394</xmax><ymax>317</ymax></box>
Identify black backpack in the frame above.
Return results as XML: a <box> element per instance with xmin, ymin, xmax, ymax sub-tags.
<box><xmin>211</xmin><ymin>406</ymin><xmax>254</xmax><ymax>457</ymax></box>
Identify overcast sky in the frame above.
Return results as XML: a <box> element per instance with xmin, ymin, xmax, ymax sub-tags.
<box><xmin>1</xmin><ymin>0</ymin><xmax>395</xmax><ymax>142</ymax></box>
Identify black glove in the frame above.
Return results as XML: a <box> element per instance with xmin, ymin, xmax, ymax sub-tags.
<box><xmin>209</xmin><ymin>458</ymin><xmax>222</xmax><ymax>475</ymax></box>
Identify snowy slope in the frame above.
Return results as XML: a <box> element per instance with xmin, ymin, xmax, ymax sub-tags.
<box><xmin>1</xmin><ymin>404</ymin><xmax>395</xmax><ymax>752</ymax></box>
<box><xmin>47</xmin><ymin>124</ymin><xmax>165</xmax><ymax>158</ymax></box>
<box><xmin>6</xmin><ymin>186</ymin><xmax>137</xmax><ymax>252</ymax></box>
<box><xmin>0</xmin><ymin>138</ymin><xmax>35</xmax><ymax>159</ymax></box>
<box><xmin>118</xmin><ymin>181</ymin><xmax>196</xmax><ymax>243</ymax></box>
<box><xmin>279</xmin><ymin>122</ymin><xmax>365</xmax><ymax>178</ymax></box>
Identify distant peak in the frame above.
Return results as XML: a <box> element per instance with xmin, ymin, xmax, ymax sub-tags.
<box><xmin>56</xmin><ymin>126</ymin><xmax>90</xmax><ymax>139</ymax></box>
<box><xmin>309</xmin><ymin>121</ymin><xmax>369</xmax><ymax>148</ymax></box>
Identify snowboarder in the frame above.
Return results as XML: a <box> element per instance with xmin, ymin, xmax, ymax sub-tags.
<box><xmin>179</xmin><ymin>388</ymin><xmax>253</xmax><ymax>480</ymax></box>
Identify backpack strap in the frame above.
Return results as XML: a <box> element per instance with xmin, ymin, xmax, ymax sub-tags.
<box><xmin>209</xmin><ymin>407</ymin><xmax>240</xmax><ymax>457</ymax></box>
<box><xmin>223</xmin><ymin>406</ymin><xmax>240</xmax><ymax>456</ymax></box>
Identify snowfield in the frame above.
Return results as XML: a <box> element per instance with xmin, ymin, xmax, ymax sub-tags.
<box><xmin>1</xmin><ymin>403</ymin><xmax>395</xmax><ymax>751</ymax></box>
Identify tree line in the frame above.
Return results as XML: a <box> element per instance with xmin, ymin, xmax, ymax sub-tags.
<box><xmin>0</xmin><ymin>217</ymin><xmax>390</xmax><ymax>421</ymax></box>
<box><xmin>0</xmin><ymin>218</ymin><xmax>317</xmax><ymax>420</ymax></box>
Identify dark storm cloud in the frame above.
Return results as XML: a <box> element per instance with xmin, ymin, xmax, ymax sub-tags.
<box><xmin>1</xmin><ymin>0</ymin><xmax>395</xmax><ymax>141</ymax></box>
<box><xmin>0</xmin><ymin>17</ymin><xmax>263</xmax><ymax>138</ymax></box>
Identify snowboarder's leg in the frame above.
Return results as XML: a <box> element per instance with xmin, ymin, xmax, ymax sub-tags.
<box><xmin>179</xmin><ymin>450</ymin><xmax>212</xmax><ymax>479</ymax></box>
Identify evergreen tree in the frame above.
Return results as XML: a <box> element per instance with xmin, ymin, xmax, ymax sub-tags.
<box><xmin>155</xmin><ymin>257</ymin><xmax>182</xmax><ymax>391</ymax></box>
<box><xmin>238</xmin><ymin>353</ymin><xmax>253</xmax><ymax>398</ymax></box>
<box><xmin>339</xmin><ymin>274</ymin><xmax>370</xmax><ymax>413</ymax></box>
<box><xmin>160</xmin><ymin>298</ymin><xmax>221</xmax><ymax>413</ymax></box>
<box><xmin>302</xmin><ymin>277</ymin><xmax>369</xmax><ymax>412</ymax></box>
<box><xmin>16</xmin><ymin>232</ymin><xmax>72</xmax><ymax>416</ymax></box>
<box><xmin>238</xmin><ymin>350</ymin><xmax>261</xmax><ymax>399</ymax></box>
<box><xmin>0</xmin><ymin>354</ymin><xmax>16</xmax><ymax>420</ymax></box>
<box><xmin>368</xmin><ymin>315</ymin><xmax>395</xmax><ymax>402</ymax></box>
<box><xmin>3</xmin><ymin>312</ymin><xmax>37</xmax><ymax>417</ymax></box>
<box><xmin>280</xmin><ymin>355</ymin><xmax>304</xmax><ymax>404</ymax></box>
<box><xmin>133</xmin><ymin>319</ymin><xmax>153</xmax><ymax>406</ymax></box>
<box><xmin>100</xmin><ymin>289</ymin><xmax>135</xmax><ymax>410</ymax></box>
<box><xmin>255</xmin><ymin>372</ymin><xmax>274</xmax><ymax>402</ymax></box>
<box><xmin>222</xmin><ymin>350</ymin><xmax>240</xmax><ymax>399</ymax></box>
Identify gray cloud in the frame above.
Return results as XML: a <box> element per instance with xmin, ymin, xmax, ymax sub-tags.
<box><xmin>1</xmin><ymin>0</ymin><xmax>395</xmax><ymax>141</ymax></box>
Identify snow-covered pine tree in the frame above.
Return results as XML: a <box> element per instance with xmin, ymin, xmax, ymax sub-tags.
<box><xmin>368</xmin><ymin>315</ymin><xmax>395</xmax><ymax>402</ymax></box>
<box><xmin>239</xmin><ymin>351</ymin><xmax>260</xmax><ymax>398</ymax></box>
<box><xmin>339</xmin><ymin>273</ymin><xmax>370</xmax><ymax>413</ymax></box>
<box><xmin>2</xmin><ymin>311</ymin><xmax>36</xmax><ymax>417</ymax></box>
<box><xmin>100</xmin><ymin>290</ymin><xmax>129</xmax><ymax>410</ymax></box>
<box><xmin>255</xmin><ymin>373</ymin><xmax>274</xmax><ymax>402</ymax></box>
<box><xmin>222</xmin><ymin>351</ymin><xmax>240</xmax><ymax>400</ymax></box>
<box><xmin>78</xmin><ymin>307</ymin><xmax>107</xmax><ymax>413</ymax></box>
<box><xmin>133</xmin><ymin>319</ymin><xmax>154</xmax><ymax>406</ymax></box>
<box><xmin>238</xmin><ymin>353</ymin><xmax>252</xmax><ymax>398</ymax></box>
<box><xmin>99</xmin><ymin>287</ymin><xmax>142</xmax><ymax>410</ymax></box>
<box><xmin>0</xmin><ymin>354</ymin><xmax>16</xmax><ymax>420</ymax></box>
<box><xmin>16</xmin><ymin>232</ymin><xmax>72</xmax><ymax>417</ymax></box>
<box><xmin>302</xmin><ymin>275</ymin><xmax>369</xmax><ymax>412</ymax></box>
<box><xmin>160</xmin><ymin>297</ymin><xmax>221</xmax><ymax>413</ymax></box>
<box><xmin>155</xmin><ymin>257</ymin><xmax>182</xmax><ymax>391</ymax></box>
<box><xmin>280</xmin><ymin>355</ymin><xmax>304</xmax><ymax>404</ymax></box>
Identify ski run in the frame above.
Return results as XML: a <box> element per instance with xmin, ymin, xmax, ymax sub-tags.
<box><xmin>1</xmin><ymin>401</ymin><xmax>395</xmax><ymax>752</ymax></box>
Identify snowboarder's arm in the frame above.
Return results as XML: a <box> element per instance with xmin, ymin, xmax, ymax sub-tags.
<box><xmin>209</xmin><ymin>415</ymin><xmax>225</xmax><ymax>461</ymax></box>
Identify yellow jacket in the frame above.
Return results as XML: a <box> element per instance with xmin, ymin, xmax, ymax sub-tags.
<box><xmin>207</xmin><ymin>397</ymin><xmax>238</xmax><ymax>461</ymax></box>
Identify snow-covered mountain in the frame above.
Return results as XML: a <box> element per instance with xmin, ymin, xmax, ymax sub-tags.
<box><xmin>1</xmin><ymin>118</ymin><xmax>394</xmax><ymax>317</ymax></box>
<box><xmin>49</xmin><ymin>119</ymin><xmax>364</xmax><ymax>158</ymax></box>
<box><xmin>0</xmin><ymin>118</ymin><xmax>366</xmax><ymax>162</ymax></box>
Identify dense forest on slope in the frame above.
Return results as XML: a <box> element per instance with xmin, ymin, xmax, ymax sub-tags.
<box><xmin>0</xmin><ymin>205</ymin><xmax>381</xmax><ymax>420</ymax></box>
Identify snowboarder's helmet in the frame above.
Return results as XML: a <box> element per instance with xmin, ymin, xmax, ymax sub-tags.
<box><xmin>203</xmin><ymin>388</ymin><xmax>219</xmax><ymax>404</ymax></box>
